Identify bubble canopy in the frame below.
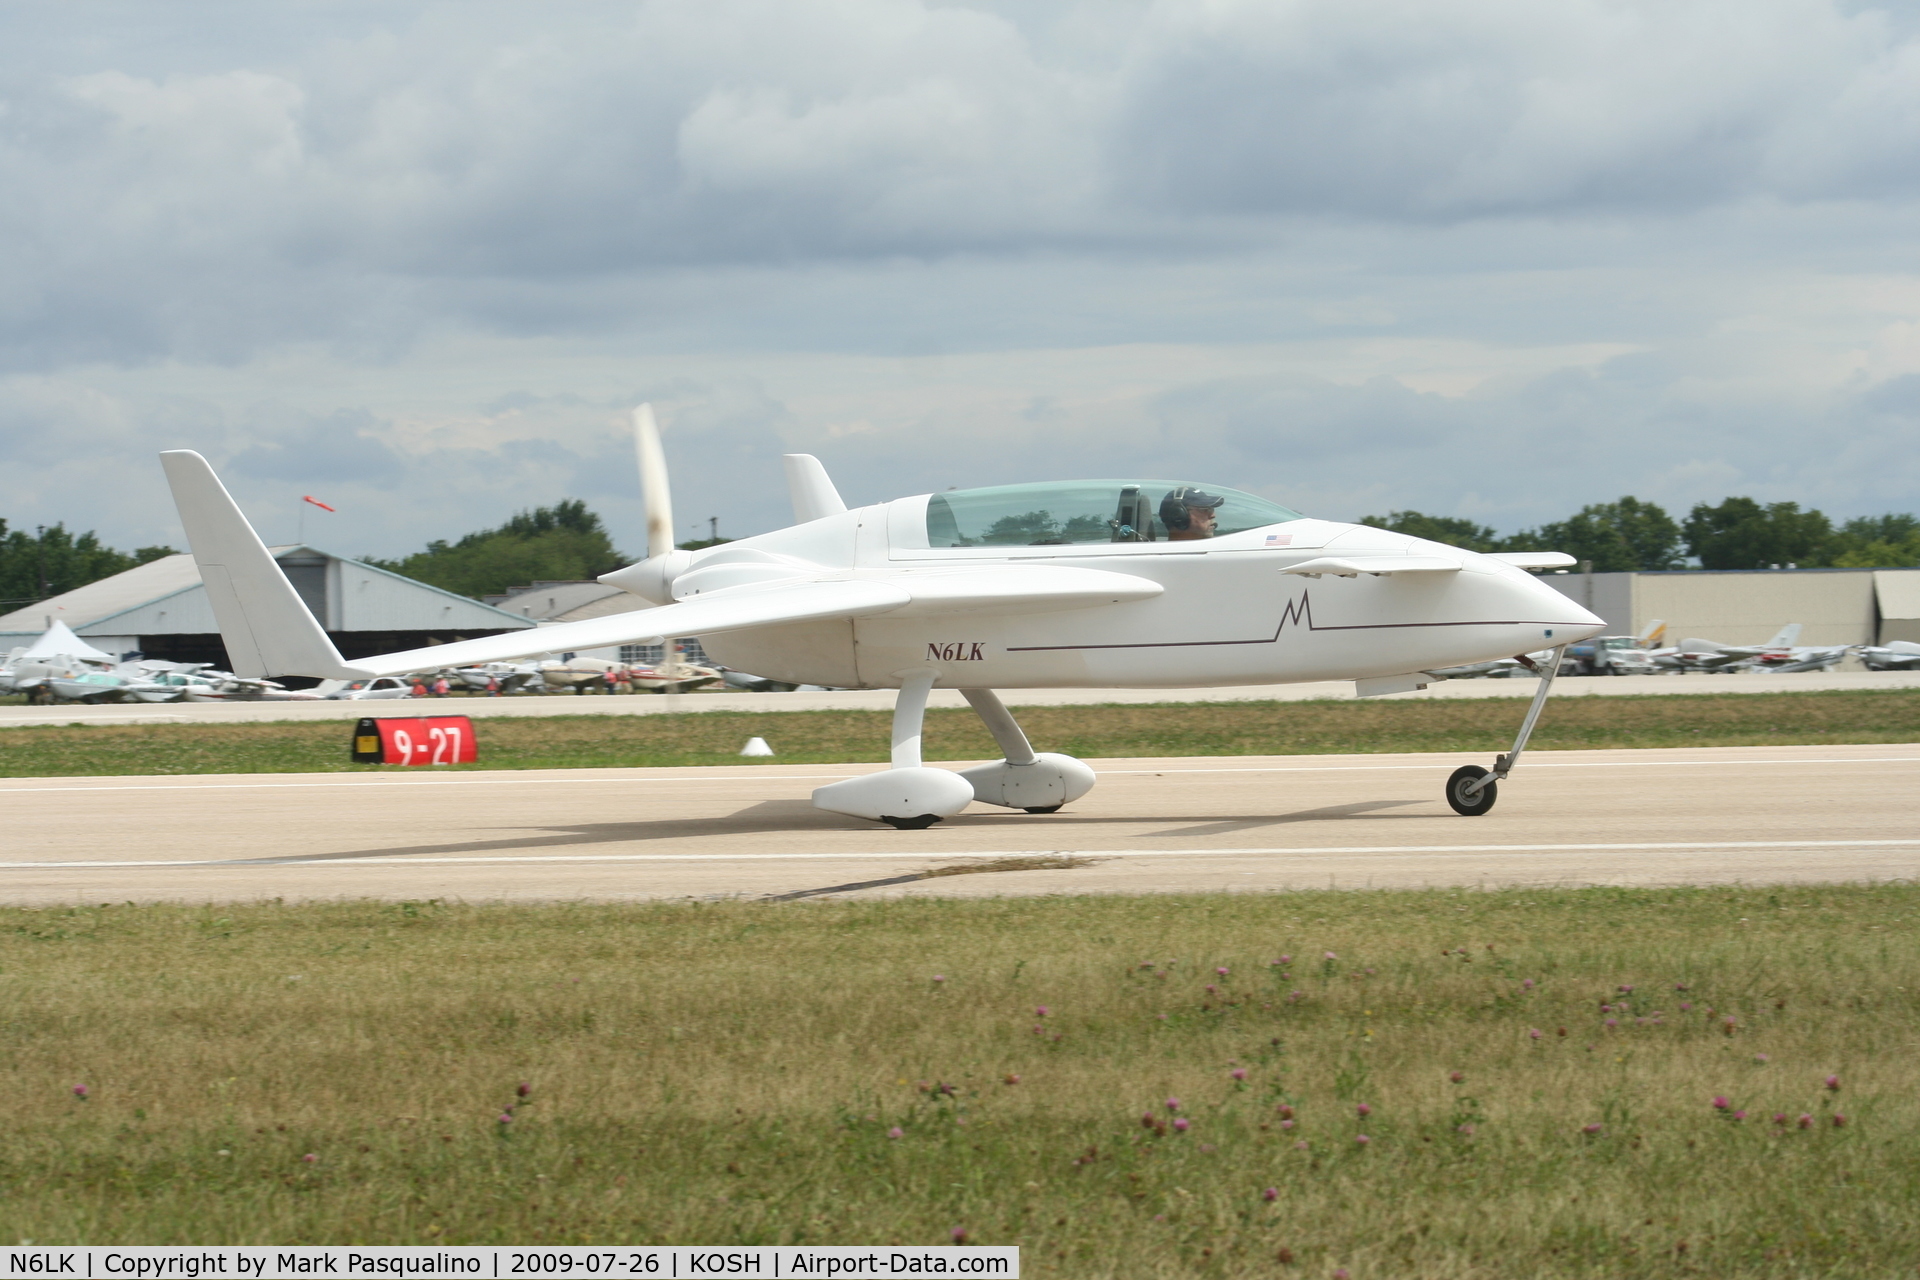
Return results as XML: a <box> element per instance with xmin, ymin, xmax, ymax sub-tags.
<box><xmin>924</xmin><ymin>481</ymin><xmax>1303</xmax><ymax>547</ymax></box>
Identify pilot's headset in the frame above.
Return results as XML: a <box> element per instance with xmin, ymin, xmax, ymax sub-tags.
<box><xmin>1159</xmin><ymin>485</ymin><xmax>1224</xmax><ymax>532</ymax></box>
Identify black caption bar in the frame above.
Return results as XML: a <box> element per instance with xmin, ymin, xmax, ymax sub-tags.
<box><xmin>0</xmin><ymin>1248</ymin><xmax>1018</xmax><ymax>1280</ymax></box>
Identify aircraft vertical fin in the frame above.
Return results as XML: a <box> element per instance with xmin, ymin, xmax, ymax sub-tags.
<box><xmin>158</xmin><ymin>451</ymin><xmax>358</xmax><ymax>680</ymax></box>
<box><xmin>783</xmin><ymin>454</ymin><xmax>847</xmax><ymax>524</ymax></box>
<box><xmin>1765</xmin><ymin>622</ymin><xmax>1803</xmax><ymax>648</ymax></box>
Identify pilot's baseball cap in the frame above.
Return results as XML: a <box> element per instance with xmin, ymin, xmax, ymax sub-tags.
<box><xmin>1166</xmin><ymin>485</ymin><xmax>1225</xmax><ymax>509</ymax></box>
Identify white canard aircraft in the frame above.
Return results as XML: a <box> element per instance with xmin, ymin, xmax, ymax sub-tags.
<box><xmin>158</xmin><ymin>406</ymin><xmax>1605</xmax><ymax>825</ymax></box>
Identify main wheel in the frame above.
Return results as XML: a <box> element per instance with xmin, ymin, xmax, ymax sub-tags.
<box><xmin>1445</xmin><ymin>765</ymin><xmax>1497</xmax><ymax>816</ymax></box>
<box><xmin>881</xmin><ymin>814</ymin><xmax>942</xmax><ymax>830</ymax></box>
<box><xmin>1023</xmin><ymin>804</ymin><xmax>1064</xmax><ymax>814</ymax></box>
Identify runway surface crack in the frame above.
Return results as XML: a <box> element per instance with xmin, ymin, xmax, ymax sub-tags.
<box><xmin>765</xmin><ymin>854</ymin><xmax>1102</xmax><ymax>901</ymax></box>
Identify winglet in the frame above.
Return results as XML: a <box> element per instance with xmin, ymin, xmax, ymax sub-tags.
<box><xmin>158</xmin><ymin>451</ymin><xmax>359</xmax><ymax>680</ymax></box>
<box><xmin>783</xmin><ymin>454</ymin><xmax>847</xmax><ymax>525</ymax></box>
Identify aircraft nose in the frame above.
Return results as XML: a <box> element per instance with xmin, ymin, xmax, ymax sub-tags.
<box><xmin>1501</xmin><ymin>568</ymin><xmax>1606</xmax><ymax>642</ymax></box>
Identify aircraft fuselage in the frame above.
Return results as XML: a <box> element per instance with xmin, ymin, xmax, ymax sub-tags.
<box><xmin>656</xmin><ymin>497</ymin><xmax>1602</xmax><ymax>690</ymax></box>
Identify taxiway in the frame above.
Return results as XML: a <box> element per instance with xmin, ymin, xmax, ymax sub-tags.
<box><xmin>1</xmin><ymin>743</ymin><xmax>1914</xmax><ymax>905</ymax></box>
<box><xmin>4</xmin><ymin>670</ymin><xmax>1916</xmax><ymax>730</ymax></box>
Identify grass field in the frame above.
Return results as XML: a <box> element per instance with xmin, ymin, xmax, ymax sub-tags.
<box><xmin>2</xmin><ymin>688</ymin><xmax>1918</xmax><ymax>777</ymax></box>
<box><xmin>2</xmin><ymin>888</ymin><xmax>1914</xmax><ymax>1275</ymax></box>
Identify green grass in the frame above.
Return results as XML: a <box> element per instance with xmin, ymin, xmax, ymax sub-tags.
<box><xmin>2</xmin><ymin>688</ymin><xmax>1917</xmax><ymax>776</ymax></box>
<box><xmin>1</xmin><ymin>888</ymin><xmax>1915</xmax><ymax>1275</ymax></box>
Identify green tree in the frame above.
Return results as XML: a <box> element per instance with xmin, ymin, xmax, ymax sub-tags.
<box><xmin>982</xmin><ymin>510</ymin><xmax>1060</xmax><ymax>545</ymax></box>
<box><xmin>1682</xmin><ymin>497</ymin><xmax>1833</xmax><ymax>570</ymax></box>
<box><xmin>366</xmin><ymin>500</ymin><xmax>627</xmax><ymax>600</ymax></box>
<box><xmin>1358</xmin><ymin>511</ymin><xmax>1500</xmax><ymax>553</ymax></box>
<box><xmin>1839</xmin><ymin>513</ymin><xmax>1919</xmax><ymax>544</ymax></box>
<box><xmin>1525</xmin><ymin>496</ymin><xmax>1685</xmax><ymax>571</ymax></box>
<box><xmin>1823</xmin><ymin>514</ymin><xmax>1920</xmax><ymax>567</ymax></box>
<box><xmin>0</xmin><ymin>519</ymin><xmax>175</xmax><ymax>609</ymax></box>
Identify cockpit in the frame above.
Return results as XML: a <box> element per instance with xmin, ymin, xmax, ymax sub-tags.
<box><xmin>924</xmin><ymin>480</ymin><xmax>1302</xmax><ymax>547</ymax></box>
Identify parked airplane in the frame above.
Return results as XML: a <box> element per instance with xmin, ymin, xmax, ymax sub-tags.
<box><xmin>1647</xmin><ymin>624</ymin><xmax>1800</xmax><ymax>674</ymax></box>
<box><xmin>1424</xmin><ymin>648</ymin><xmax>1564</xmax><ymax>680</ymax></box>
<box><xmin>626</xmin><ymin>645</ymin><xmax>724</xmax><ymax>694</ymax></box>
<box><xmin>1650</xmin><ymin>624</ymin><xmax>1851</xmax><ymax>675</ymax></box>
<box><xmin>446</xmin><ymin>662</ymin><xmax>543</xmax><ymax>694</ymax></box>
<box><xmin>1857</xmin><ymin>640</ymin><xmax>1920</xmax><ymax>671</ymax></box>
<box><xmin>159</xmin><ymin>407</ymin><xmax>1604</xmax><ymax>824</ymax></box>
<box><xmin>537</xmin><ymin>656</ymin><xmax>621</xmax><ymax>694</ymax></box>
<box><xmin>718</xmin><ymin>666</ymin><xmax>803</xmax><ymax>693</ymax></box>
<box><xmin>1750</xmin><ymin>644</ymin><xmax>1853</xmax><ymax>674</ymax></box>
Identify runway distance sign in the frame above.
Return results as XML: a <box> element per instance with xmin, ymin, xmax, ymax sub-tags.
<box><xmin>351</xmin><ymin>716</ymin><xmax>478</xmax><ymax>766</ymax></box>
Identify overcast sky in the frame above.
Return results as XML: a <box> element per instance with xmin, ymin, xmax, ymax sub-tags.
<box><xmin>4</xmin><ymin>0</ymin><xmax>1920</xmax><ymax>562</ymax></box>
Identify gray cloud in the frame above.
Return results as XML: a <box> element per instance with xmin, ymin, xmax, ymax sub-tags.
<box><xmin>1118</xmin><ymin>1</ymin><xmax>1920</xmax><ymax>219</ymax></box>
<box><xmin>4</xmin><ymin>0</ymin><xmax>1920</xmax><ymax>369</ymax></box>
<box><xmin>228</xmin><ymin>408</ymin><xmax>406</xmax><ymax>484</ymax></box>
<box><xmin>3</xmin><ymin>0</ymin><xmax>1920</xmax><ymax>558</ymax></box>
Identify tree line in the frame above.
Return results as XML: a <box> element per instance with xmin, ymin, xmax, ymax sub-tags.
<box><xmin>1362</xmin><ymin>497</ymin><xmax>1920</xmax><ymax>571</ymax></box>
<box><xmin>3</xmin><ymin>499</ymin><xmax>638</xmax><ymax>613</ymax></box>
<box><xmin>365</xmin><ymin>499</ymin><xmax>629</xmax><ymax>600</ymax></box>
<box><xmin>9</xmin><ymin>491</ymin><xmax>1919</xmax><ymax>617</ymax></box>
<box><xmin>0</xmin><ymin>520</ymin><xmax>175</xmax><ymax>613</ymax></box>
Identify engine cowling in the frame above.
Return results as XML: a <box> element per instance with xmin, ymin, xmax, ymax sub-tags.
<box><xmin>598</xmin><ymin>549</ymin><xmax>693</xmax><ymax>605</ymax></box>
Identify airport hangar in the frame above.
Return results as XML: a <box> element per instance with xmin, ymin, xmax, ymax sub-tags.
<box><xmin>1541</xmin><ymin>566</ymin><xmax>1920</xmax><ymax>647</ymax></box>
<box><xmin>0</xmin><ymin>545</ymin><xmax>535</xmax><ymax>674</ymax></box>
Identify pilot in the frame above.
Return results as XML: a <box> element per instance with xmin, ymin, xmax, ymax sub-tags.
<box><xmin>1160</xmin><ymin>486</ymin><xmax>1224</xmax><ymax>541</ymax></box>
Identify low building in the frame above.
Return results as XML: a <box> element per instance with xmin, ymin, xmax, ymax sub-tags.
<box><xmin>0</xmin><ymin>545</ymin><xmax>535</xmax><ymax>672</ymax></box>
<box><xmin>1542</xmin><ymin>567</ymin><xmax>1920</xmax><ymax>646</ymax></box>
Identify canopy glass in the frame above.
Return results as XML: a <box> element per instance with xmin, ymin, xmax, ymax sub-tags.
<box><xmin>924</xmin><ymin>481</ymin><xmax>1302</xmax><ymax>547</ymax></box>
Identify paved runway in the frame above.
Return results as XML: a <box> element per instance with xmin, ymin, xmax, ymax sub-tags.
<box><xmin>2</xmin><ymin>743</ymin><xmax>1915</xmax><ymax>905</ymax></box>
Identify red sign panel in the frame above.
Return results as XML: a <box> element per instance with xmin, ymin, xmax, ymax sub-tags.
<box><xmin>351</xmin><ymin>716</ymin><xmax>477</xmax><ymax>766</ymax></box>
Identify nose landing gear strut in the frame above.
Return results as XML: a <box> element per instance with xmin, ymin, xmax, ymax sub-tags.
<box><xmin>1446</xmin><ymin>643</ymin><xmax>1567</xmax><ymax>816</ymax></box>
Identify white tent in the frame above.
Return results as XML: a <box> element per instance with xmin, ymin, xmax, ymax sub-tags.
<box><xmin>11</xmin><ymin>620</ymin><xmax>118</xmax><ymax>664</ymax></box>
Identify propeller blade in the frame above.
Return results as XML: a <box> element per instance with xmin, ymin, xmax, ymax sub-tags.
<box><xmin>634</xmin><ymin>403</ymin><xmax>676</xmax><ymax>561</ymax></box>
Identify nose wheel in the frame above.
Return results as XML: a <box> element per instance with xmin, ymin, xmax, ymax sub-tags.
<box><xmin>1444</xmin><ymin>641</ymin><xmax>1569</xmax><ymax>816</ymax></box>
<box><xmin>1445</xmin><ymin>765</ymin><xmax>1497</xmax><ymax>816</ymax></box>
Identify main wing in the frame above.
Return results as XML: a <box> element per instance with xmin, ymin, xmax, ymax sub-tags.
<box><xmin>347</xmin><ymin>581</ymin><xmax>909</xmax><ymax>677</ymax></box>
<box><xmin>160</xmin><ymin>449</ymin><xmax>1163</xmax><ymax>680</ymax></box>
<box><xmin>350</xmin><ymin>564</ymin><xmax>1163</xmax><ymax>676</ymax></box>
